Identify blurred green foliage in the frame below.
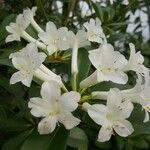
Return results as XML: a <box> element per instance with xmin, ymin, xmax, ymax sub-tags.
<box><xmin>0</xmin><ymin>0</ymin><xmax>150</xmax><ymax>150</ymax></box>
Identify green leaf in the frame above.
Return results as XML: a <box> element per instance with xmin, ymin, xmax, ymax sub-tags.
<box><xmin>21</xmin><ymin>126</ymin><xmax>69</xmax><ymax>150</ymax></box>
<box><xmin>95</xmin><ymin>141</ymin><xmax>112</xmax><ymax>149</ymax></box>
<box><xmin>0</xmin><ymin>75</ymin><xmax>33</xmax><ymax>122</ymax></box>
<box><xmin>125</xmin><ymin>140</ymin><xmax>133</xmax><ymax>150</ymax></box>
<box><xmin>92</xmin><ymin>3</ymin><xmax>104</xmax><ymax>22</ymax></box>
<box><xmin>21</xmin><ymin>130</ymin><xmax>53</xmax><ymax>150</ymax></box>
<box><xmin>2</xmin><ymin>130</ymin><xmax>33</xmax><ymax>150</ymax></box>
<box><xmin>116</xmin><ymin>136</ymin><xmax>125</xmax><ymax>150</ymax></box>
<box><xmin>77</xmin><ymin>48</ymin><xmax>91</xmax><ymax>86</ymax></box>
<box><xmin>0</xmin><ymin>118</ymin><xmax>31</xmax><ymax>132</ymax></box>
<box><xmin>47</xmin><ymin>126</ymin><xmax>69</xmax><ymax>150</ymax></box>
<box><xmin>0</xmin><ymin>106</ymin><xmax>7</xmax><ymax>120</ymax></box>
<box><xmin>131</xmin><ymin>138</ymin><xmax>149</xmax><ymax>149</ymax></box>
<box><xmin>67</xmin><ymin>127</ymin><xmax>88</xmax><ymax>150</ymax></box>
<box><xmin>0</xmin><ymin>58</ymin><xmax>13</xmax><ymax>67</ymax></box>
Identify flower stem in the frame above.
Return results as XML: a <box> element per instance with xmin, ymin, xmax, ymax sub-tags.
<box><xmin>61</xmin><ymin>83</ymin><xmax>69</xmax><ymax>93</ymax></box>
<box><xmin>80</xmin><ymin>95</ymin><xmax>92</xmax><ymax>103</ymax></box>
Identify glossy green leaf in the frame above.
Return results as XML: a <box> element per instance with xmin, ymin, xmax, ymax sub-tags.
<box><xmin>67</xmin><ymin>127</ymin><xmax>88</xmax><ymax>150</ymax></box>
<box><xmin>21</xmin><ymin>126</ymin><xmax>69</xmax><ymax>150</ymax></box>
<box><xmin>77</xmin><ymin>48</ymin><xmax>91</xmax><ymax>86</ymax></box>
<box><xmin>2</xmin><ymin>130</ymin><xmax>33</xmax><ymax>150</ymax></box>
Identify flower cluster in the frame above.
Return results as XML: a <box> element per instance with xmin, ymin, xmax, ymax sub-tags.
<box><xmin>6</xmin><ymin>6</ymin><xmax>150</xmax><ymax>142</ymax></box>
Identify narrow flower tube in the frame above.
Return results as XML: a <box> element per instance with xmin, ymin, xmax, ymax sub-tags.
<box><xmin>40</xmin><ymin>64</ymin><xmax>59</xmax><ymax>77</ymax></box>
<box><xmin>71</xmin><ymin>39</ymin><xmax>79</xmax><ymax>74</ymax></box>
<box><xmin>22</xmin><ymin>31</ymin><xmax>47</xmax><ymax>50</ymax></box>
<box><xmin>92</xmin><ymin>88</ymin><xmax>141</xmax><ymax>103</ymax></box>
<box><xmin>31</xmin><ymin>18</ymin><xmax>44</xmax><ymax>33</ymax></box>
<box><xmin>39</xmin><ymin>65</ymin><xmax>68</xmax><ymax>92</ymax></box>
<box><xmin>80</xmin><ymin>71</ymin><xmax>100</xmax><ymax>89</ymax></box>
<box><xmin>34</xmin><ymin>68</ymin><xmax>62</xmax><ymax>86</ymax></box>
<box><xmin>92</xmin><ymin>91</ymin><xmax>108</xmax><ymax>100</ymax></box>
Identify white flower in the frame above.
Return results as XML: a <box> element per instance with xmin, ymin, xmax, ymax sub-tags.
<box><xmin>87</xmin><ymin>88</ymin><xmax>134</xmax><ymax>142</ymax></box>
<box><xmin>22</xmin><ymin>7</ymin><xmax>44</xmax><ymax>33</ymax></box>
<box><xmin>6</xmin><ymin>14</ymin><xmax>29</xmax><ymax>42</ymax></box>
<box><xmin>69</xmin><ymin>29</ymin><xmax>90</xmax><ymax>48</ymax></box>
<box><xmin>91</xmin><ymin>0</ymin><xmax>101</xmax><ymax>3</ymax></box>
<box><xmin>92</xmin><ymin>70</ymin><xmax>150</xmax><ymax>122</ymax></box>
<box><xmin>38</xmin><ymin>21</ymin><xmax>71</xmax><ymax>55</ymax></box>
<box><xmin>23</xmin><ymin>7</ymin><xmax>37</xmax><ymax>23</ymax></box>
<box><xmin>9</xmin><ymin>43</ymin><xmax>46</xmax><ymax>87</ymax></box>
<box><xmin>80</xmin><ymin>43</ymin><xmax>128</xmax><ymax>88</ymax></box>
<box><xmin>28</xmin><ymin>81</ymin><xmax>81</xmax><ymax>134</ymax></box>
<box><xmin>123</xmin><ymin>43</ymin><xmax>146</xmax><ymax>74</ymax></box>
<box><xmin>83</xmin><ymin>18</ymin><xmax>106</xmax><ymax>43</ymax></box>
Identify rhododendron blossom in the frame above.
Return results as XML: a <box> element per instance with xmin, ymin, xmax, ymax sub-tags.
<box><xmin>29</xmin><ymin>81</ymin><xmax>81</xmax><ymax>134</ymax></box>
<box><xmin>85</xmin><ymin>88</ymin><xmax>134</xmax><ymax>142</ymax></box>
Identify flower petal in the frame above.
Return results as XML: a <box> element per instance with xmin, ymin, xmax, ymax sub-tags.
<box><xmin>113</xmin><ymin>120</ymin><xmax>134</xmax><ymax>137</ymax></box>
<box><xmin>107</xmin><ymin>88</ymin><xmax>122</xmax><ymax>109</ymax></box>
<box><xmin>89</xmin><ymin>49</ymin><xmax>101</xmax><ymax>69</ymax></box>
<box><xmin>58</xmin><ymin>27</ymin><xmax>70</xmax><ymax>50</ymax></box>
<box><xmin>10</xmin><ymin>71</ymin><xmax>32</xmax><ymax>87</ymax></box>
<box><xmin>28</xmin><ymin>97</ymin><xmax>51</xmax><ymax>117</ymax></box>
<box><xmin>5</xmin><ymin>34</ymin><xmax>20</xmax><ymax>43</ymax></box>
<box><xmin>98</xmin><ymin>126</ymin><xmax>113</xmax><ymax>142</ymax></box>
<box><xmin>46</xmin><ymin>21</ymin><xmax>57</xmax><ymax>33</ymax></box>
<box><xmin>59</xmin><ymin>111</ymin><xmax>80</xmax><ymax>129</ymax></box>
<box><xmin>119</xmin><ymin>100</ymin><xmax>133</xmax><ymax>119</ymax></box>
<box><xmin>60</xmin><ymin>91</ymin><xmax>80</xmax><ymax>112</ymax></box>
<box><xmin>41</xmin><ymin>81</ymin><xmax>61</xmax><ymax>102</ymax></box>
<box><xmin>106</xmin><ymin>72</ymin><xmax>128</xmax><ymax>84</ymax></box>
<box><xmin>38</xmin><ymin>116</ymin><xmax>57</xmax><ymax>134</ymax></box>
<box><xmin>87</xmin><ymin>104</ymin><xmax>108</xmax><ymax>125</ymax></box>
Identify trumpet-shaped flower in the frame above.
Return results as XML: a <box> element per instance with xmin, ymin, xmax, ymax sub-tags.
<box><xmin>80</xmin><ymin>43</ymin><xmax>128</xmax><ymax>88</ymax></box>
<box><xmin>89</xmin><ymin>44</ymin><xmax>128</xmax><ymax>84</ymax></box>
<box><xmin>92</xmin><ymin>70</ymin><xmax>150</xmax><ymax>122</ymax></box>
<box><xmin>23</xmin><ymin>7</ymin><xmax>37</xmax><ymax>23</ymax></box>
<box><xmin>123</xmin><ymin>43</ymin><xmax>146</xmax><ymax>74</ymax></box>
<box><xmin>6</xmin><ymin>14</ymin><xmax>30</xmax><ymax>43</ymax></box>
<box><xmin>38</xmin><ymin>21</ymin><xmax>71</xmax><ymax>55</ymax></box>
<box><xmin>9</xmin><ymin>43</ymin><xmax>46</xmax><ymax>87</ymax></box>
<box><xmin>22</xmin><ymin>7</ymin><xmax>44</xmax><ymax>33</ymax></box>
<box><xmin>83</xmin><ymin>18</ymin><xmax>106</xmax><ymax>43</ymax></box>
<box><xmin>28</xmin><ymin>81</ymin><xmax>81</xmax><ymax>134</ymax></box>
<box><xmin>87</xmin><ymin>88</ymin><xmax>134</xmax><ymax>142</ymax></box>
